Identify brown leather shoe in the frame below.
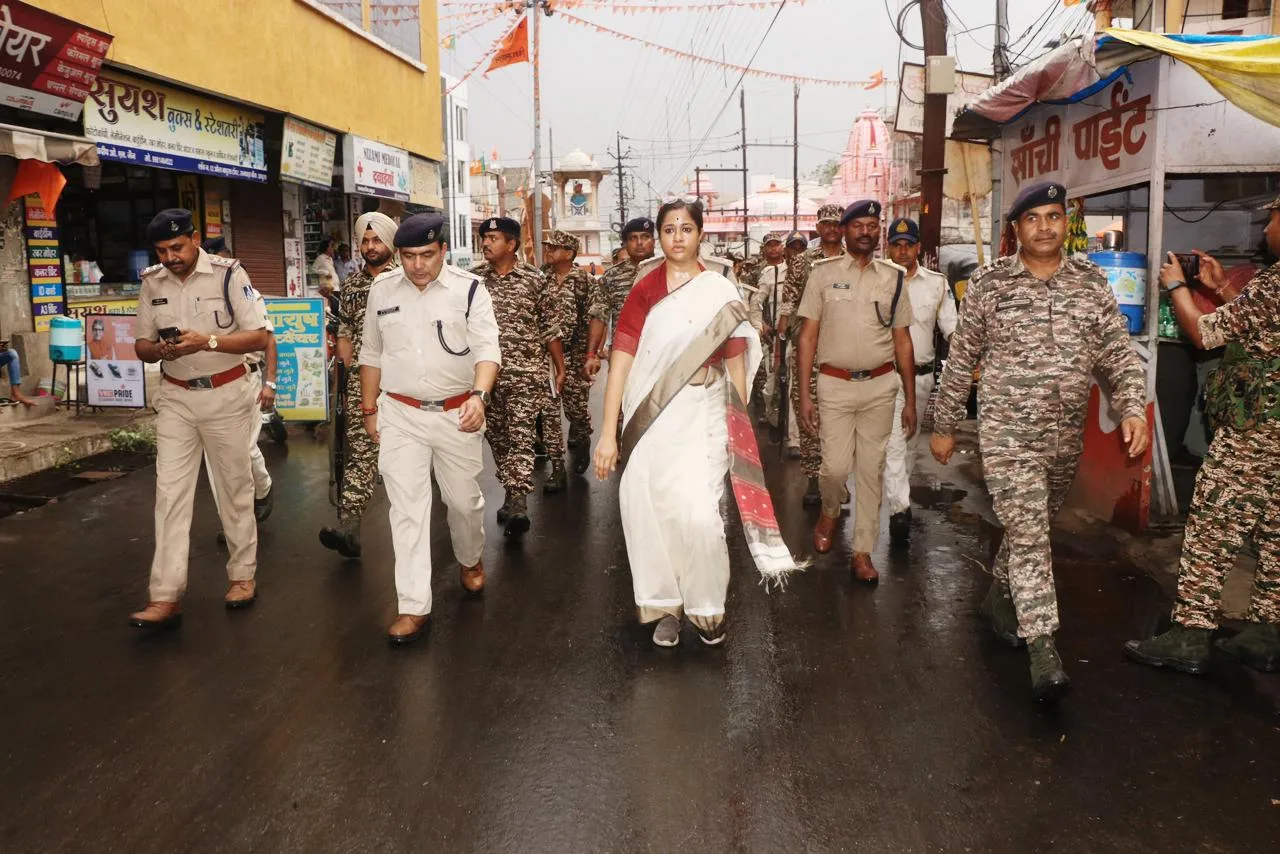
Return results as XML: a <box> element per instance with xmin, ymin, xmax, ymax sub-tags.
<box><xmin>129</xmin><ymin>601</ymin><xmax>182</xmax><ymax>629</ymax></box>
<box><xmin>852</xmin><ymin>552</ymin><xmax>879</xmax><ymax>585</ymax></box>
<box><xmin>813</xmin><ymin>513</ymin><xmax>837</xmax><ymax>554</ymax></box>
<box><xmin>388</xmin><ymin>614</ymin><xmax>430</xmax><ymax>645</ymax></box>
<box><xmin>225</xmin><ymin>579</ymin><xmax>257</xmax><ymax>609</ymax></box>
<box><xmin>460</xmin><ymin>560</ymin><xmax>486</xmax><ymax>595</ymax></box>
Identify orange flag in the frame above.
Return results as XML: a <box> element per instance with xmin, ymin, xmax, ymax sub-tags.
<box><xmin>487</xmin><ymin>15</ymin><xmax>529</xmax><ymax>74</ymax></box>
<box><xmin>7</xmin><ymin>160</ymin><xmax>66</xmax><ymax>216</ymax></box>
<box><xmin>864</xmin><ymin>69</ymin><xmax>885</xmax><ymax>90</ymax></box>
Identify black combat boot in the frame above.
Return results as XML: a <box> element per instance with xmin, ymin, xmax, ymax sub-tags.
<box><xmin>802</xmin><ymin>477</ymin><xmax>821</xmax><ymax>507</ymax></box>
<box><xmin>496</xmin><ymin>491</ymin><xmax>512</xmax><ymax>524</ymax></box>
<box><xmin>544</xmin><ymin>460</ymin><xmax>567</xmax><ymax>494</ymax></box>
<box><xmin>504</xmin><ymin>493</ymin><xmax>531</xmax><ymax>538</ymax></box>
<box><xmin>978</xmin><ymin>579</ymin><xmax>1025</xmax><ymax>648</ymax></box>
<box><xmin>1123</xmin><ymin>624</ymin><xmax>1212</xmax><ymax>675</ymax></box>
<box><xmin>571</xmin><ymin>445</ymin><xmax>591</xmax><ymax>476</ymax></box>
<box><xmin>319</xmin><ymin>515</ymin><xmax>362</xmax><ymax>559</ymax></box>
<box><xmin>888</xmin><ymin>508</ymin><xmax>911</xmax><ymax>546</ymax></box>
<box><xmin>1027</xmin><ymin>635</ymin><xmax>1071</xmax><ymax>702</ymax></box>
<box><xmin>1215</xmin><ymin>622</ymin><xmax>1280</xmax><ymax>672</ymax></box>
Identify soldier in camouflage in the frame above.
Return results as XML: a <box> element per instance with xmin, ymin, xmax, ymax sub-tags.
<box><xmin>473</xmin><ymin>217</ymin><xmax>565</xmax><ymax>537</ymax></box>
<box><xmin>743</xmin><ymin>233</ymin><xmax>788</xmax><ymax>420</ymax></box>
<box><xmin>320</xmin><ymin>211</ymin><xmax>399</xmax><ymax>559</ymax></box>
<box><xmin>782</xmin><ymin>205</ymin><xmax>846</xmax><ymax>504</ymax></box>
<box><xmin>583</xmin><ymin>216</ymin><xmax>655</xmax><ymax>383</ymax></box>
<box><xmin>931</xmin><ymin>181</ymin><xmax>1149</xmax><ymax>702</ymax></box>
<box><xmin>1126</xmin><ymin>198</ymin><xmax>1280</xmax><ymax>675</ymax></box>
<box><xmin>539</xmin><ymin>229</ymin><xmax>593</xmax><ymax>487</ymax></box>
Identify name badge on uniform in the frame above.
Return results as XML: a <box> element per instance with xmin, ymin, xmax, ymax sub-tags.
<box><xmin>832</xmin><ymin>282</ymin><xmax>851</xmax><ymax>290</ymax></box>
<box><xmin>377</xmin><ymin>306</ymin><xmax>401</xmax><ymax>316</ymax></box>
<box><xmin>996</xmin><ymin>296</ymin><xmax>1033</xmax><ymax>312</ymax></box>
<box><xmin>151</xmin><ymin>298</ymin><xmax>168</xmax><ymax>305</ymax></box>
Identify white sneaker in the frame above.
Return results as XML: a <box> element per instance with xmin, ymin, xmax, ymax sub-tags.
<box><xmin>652</xmin><ymin>615</ymin><xmax>680</xmax><ymax>647</ymax></box>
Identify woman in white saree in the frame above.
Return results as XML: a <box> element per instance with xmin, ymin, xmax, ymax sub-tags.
<box><xmin>593</xmin><ymin>200</ymin><xmax>802</xmax><ymax>648</ymax></box>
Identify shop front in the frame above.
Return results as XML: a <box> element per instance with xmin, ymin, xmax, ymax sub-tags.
<box><xmin>279</xmin><ymin>115</ymin><xmax>340</xmax><ymax>297</ymax></box>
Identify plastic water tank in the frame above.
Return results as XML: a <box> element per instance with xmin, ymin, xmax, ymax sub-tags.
<box><xmin>1088</xmin><ymin>251</ymin><xmax>1147</xmax><ymax>334</ymax></box>
<box><xmin>49</xmin><ymin>315</ymin><xmax>84</xmax><ymax>363</ymax></box>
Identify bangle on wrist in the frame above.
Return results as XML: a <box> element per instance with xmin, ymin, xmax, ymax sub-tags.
<box><xmin>361</xmin><ymin>405</ymin><xmax>378</xmax><ymax>416</ymax></box>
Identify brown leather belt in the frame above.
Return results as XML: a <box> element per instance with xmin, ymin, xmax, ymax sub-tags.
<box><xmin>819</xmin><ymin>362</ymin><xmax>895</xmax><ymax>382</ymax></box>
<box><xmin>388</xmin><ymin>391</ymin><xmax>471</xmax><ymax>412</ymax></box>
<box><xmin>163</xmin><ymin>363</ymin><xmax>248</xmax><ymax>390</ymax></box>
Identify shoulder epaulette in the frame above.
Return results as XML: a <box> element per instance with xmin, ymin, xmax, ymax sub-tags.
<box><xmin>634</xmin><ymin>256</ymin><xmax>663</xmax><ymax>280</ymax></box>
<box><xmin>141</xmin><ymin>262</ymin><xmax>164</xmax><ymax>277</ymax></box>
<box><xmin>873</xmin><ymin>258</ymin><xmax>907</xmax><ymax>275</ymax></box>
<box><xmin>209</xmin><ymin>255</ymin><xmax>239</xmax><ymax>269</ymax></box>
<box><xmin>812</xmin><ymin>254</ymin><xmax>843</xmax><ymax>267</ymax></box>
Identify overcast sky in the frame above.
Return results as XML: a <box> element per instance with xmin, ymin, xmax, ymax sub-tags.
<box><xmin>440</xmin><ymin>0</ymin><xmax>1094</xmax><ymax>216</ymax></box>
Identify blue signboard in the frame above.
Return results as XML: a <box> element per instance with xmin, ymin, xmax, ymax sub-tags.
<box><xmin>264</xmin><ymin>297</ymin><xmax>328</xmax><ymax>421</ymax></box>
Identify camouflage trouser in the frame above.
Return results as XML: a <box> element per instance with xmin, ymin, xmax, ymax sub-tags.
<box><xmin>789</xmin><ymin>347</ymin><xmax>822</xmax><ymax>479</ymax></box>
<box><xmin>487</xmin><ymin>372</ymin><xmax>541</xmax><ymax>497</ymax></box>
<box><xmin>562</xmin><ymin>346</ymin><xmax>592</xmax><ymax>444</ymax></box>
<box><xmin>339</xmin><ymin>371</ymin><xmax>378</xmax><ymax>520</ymax></box>
<box><xmin>984</xmin><ymin>450</ymin><xmax>1081</xmax><ymax>639</ymax></box>
<box><xmin>1173</xmin><ymin>420</ymin><xmax>1280</xmax><ymax>630</ymax></box>
<box><xmin>539</xmin><ymin>388</ymin><xmax>565</xmax><ymax>464</ymax></box>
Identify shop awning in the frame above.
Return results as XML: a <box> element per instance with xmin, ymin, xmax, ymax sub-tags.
<box><xmin>951</xmin><ymin>31</ymin><xmax>1280</xmax><ymax>139</ymax></box>
<box><xmin>0</xmin><ymin>122</ymin><xmax>99</xmax><ymax>166</ymax></box>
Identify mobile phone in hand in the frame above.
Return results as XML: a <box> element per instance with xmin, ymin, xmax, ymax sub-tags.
<box><xmin>159</xmin><ymin>326</ymin><xmax>181</xmax><ymax>341</ymax></box>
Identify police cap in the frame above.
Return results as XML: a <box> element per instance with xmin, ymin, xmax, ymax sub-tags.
<box><xmin>785</xmin><ymin>231</ymin><xmax>808</xmax><ymax>248</ymax></box>
<box><xmin>394</xmin><ymin>213</ymin><xmax>448</xmax><ymax>248</ymax></box>
<box><xmin>841</xmin><ymin>199</ymin><xmax>882</xmax><ymax>225</ymax></box>
<box><xmin>201</xmin><ymin>236</ymin><xmax>227</xmax><ymax>254</ymax></box>
<box><xmin>621</xmin><ymin>216</ymin><xmax>655</xmax><ymax>238</ymax></box>
<box><xmin>147</xmin><ymin>209</ymin><xmax>195</xmax><ymax>243</ymax></box>
<box><xmin>816</xmin><ymin>203</ymin><xmax>844</xmax><ymax>224</ymax></box>
<box><xmin>478</xmin><ymin>216</ymin><xmax>520</xmax><ymax>241</ymax></box>
<box><xmin>887</xmin><ymin>217</ymin><xmax>920</xmax><ymax>245</ymax></box>
<box><xmin>1007</xmin><ymin>181</ymin><xmax>1067</xmax><ymax>222</ymax></box>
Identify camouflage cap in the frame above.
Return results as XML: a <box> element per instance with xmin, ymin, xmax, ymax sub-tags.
<box><xmin>816</xmin><ymin>203</ymin><xmax>844</xmax><ymax>223</ymax></box>
<box><xmin>763</xmin><ymin>231</ymin><xmax>786</xmax><ymax>244</ymax></box>
<box><xmin>542</xmin><ymin>229</ymin><xmax>580</xmax><ymax>254</ymax></box>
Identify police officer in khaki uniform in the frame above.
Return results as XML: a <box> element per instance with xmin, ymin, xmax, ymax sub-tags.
<box><xmin>360</xmin><ymin>214</ymin><xmax>502</xmax><ymax>645</ymax></box>
<box><xmin>129</xmin><ymin>209</ymin><xmax>270</xmax><ymax>629</ymax></box>
<box><xmin>796</xmin><ymin>200</ymin><xmax>916</xmax><ymax>585</ymax></box>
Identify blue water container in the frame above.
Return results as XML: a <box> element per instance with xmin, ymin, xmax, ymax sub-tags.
<box><xmin>49</xmin><ymin>315</ymin><xmax>84</xmax><ymax>363</ymax></box>
<box><xmin>1088</xmin><ymin>251</ymin><xmax>1147</xmax><ymax>334</ymax></box>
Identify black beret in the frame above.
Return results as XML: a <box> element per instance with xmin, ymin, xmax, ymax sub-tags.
<box><xmin>887</xmin><ymin>217</ymin><xmax>919</xmax><ymax>244</ymax></box>
<box><xmin>622</xmin><ymin>216</ymin><xmax>655</xmax><ymax>237</ymax></box>
<box><xmin>201</xmin><ymin>236</ymin><xmax>226</xmax><ymax>254</ymax></box>
<box><xmin>478</xmin><ymin>216</ymin><xmax>520</xmax><ymax>240</ymax></box>
<box><xmin>147</xmin><ymin>208</ymin><xmax>194</xmax><ymax>243</ymax></box>
<box><xmin>1007</xmin><ymin>181</ymin><xmax>1067</xmax><ymax>222</ymax></box>
<box><xmin>841</xmin><ymin>199</ymin><xmax>882</xmax><ymax>225</ymax></box>
<box><xmin>394</xmin><ymin>212</ymin><xmax>447</xmax><ymax>248</ymax></box>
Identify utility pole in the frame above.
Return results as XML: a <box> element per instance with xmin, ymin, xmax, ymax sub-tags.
<box><xmin>993</xmin><ymin>0</ymin><xmax>1010</xmax><ymax>79</ymax></box>
<box><xmin>792</xmin><ymin>83</ymin><xmax>800</xmax><ymax>232</ymax></box>
<box><xmin>919</xmin><ymin>0</ymin><xmax>948</xmax><ymax>266</ymax></box>
<box><xmin>608</xmin><ymin>132</ymin><xmax>632</xmax><ymax>234</ymax></box>
<box><xmin>548</xmin><ymin>125</ymin><xmax>556</xmax><ymax>229</ymax></box>
<box><xmin>740</xmin><ymin>89</ymin><xmax>749</xmax><ymax>256</ymax></box>
<box><xmin>530</xmin><ymin>0</ymin><xmax>546</xmax><ymax>267</ymax></box>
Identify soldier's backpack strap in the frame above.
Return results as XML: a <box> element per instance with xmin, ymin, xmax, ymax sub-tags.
<box><xmin>876</xmin><ymin>268</ymin><xmax>905</xmax><ymax>329</ymax></box>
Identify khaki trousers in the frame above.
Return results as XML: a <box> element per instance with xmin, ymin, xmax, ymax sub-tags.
<box><xmin>817</xmin><ymin>371</ymin><xmax>898</xmax><ymax>553</ymax></box>
<box><xmin>150</xmin><ymin>374</ymin><xmax>259</xmax><ymax>602</ymax></box>
<box><xmin>378</xmin><ymin>394</ymin><xmax>486</xmax><ymax>616</ymax></box>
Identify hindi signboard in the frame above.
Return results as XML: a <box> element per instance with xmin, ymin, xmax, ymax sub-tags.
<box><xmin>895</xmin><ymin>62</ymin><xmax>993</xmax><ymax>137</ymax></box>
<box><xmin>0</xmin><ymin>1</ymin><xmax>112</xmax><ymax>121</ymax></box>
<box><xmin>265</xmin><ymin>297</ymin><xmax>328</xmax><ymax>421</ymax></box>
<box><xmin>84</xmin><ymin>313</ymin><xmax>146</xmax><ymax>408</ymax></box>
<box><xmin>343</xmin><ymin>134</ymin><xmax>410</xmax><ymax>201</ymax></box>
<box><xmin>84</xmin><ymin>70</ymin><xmax>268</xmax><ymax>182</ymax></box>
<box><xmin>24</xmin><ymin>194</ymin><xmax>62</xmax><ymax>332</ymax></box>
<box><xmin>281</xmin><ymin>116</ymin><xmax>337</xmax><ymax>190</ymax></box>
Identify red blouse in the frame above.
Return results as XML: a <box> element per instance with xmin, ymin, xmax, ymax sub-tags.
<box><xmin>611</xmin><ymin>262</ymin><xmax>748</xmax><ymax>364</ymax></box>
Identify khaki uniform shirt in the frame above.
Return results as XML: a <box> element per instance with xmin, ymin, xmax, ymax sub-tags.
<box><xmin>796</xmin><ymin>255</ymin><xmax>912</xmax><ymax>372</ymax></box>
<box><xmin>359</xmin><ymin>264</ymin><xmax>502</xmax><ymax>401</ymax></box>
<box><xmin>136</xmin><ymin>249</ymin><xmax>269</xmax><ymax>382</ymax></box>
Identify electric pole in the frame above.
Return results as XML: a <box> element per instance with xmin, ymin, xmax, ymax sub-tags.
<box><xmin>607</xmin><ymin>132</ymin><xmax>634</xmax><ymax>234</ymax></box>
<box><xmin>919</xmin><ymin>0</ymin><xmax>948</xmax><ymax>265</ymax></box>
<box><xmin>991</xmin><ymin>0</ymin><xmax>1010</xmax><ymax>262</ymax></box>
<box><xmin>792</xmin><ymin>83</ymin><xmax>800</xmax><ymax>232</ymax></box>
<box><xmin>529</xmin><ymin>0</ymin><xmax>549</xmax><ymax>267</ymax></box>
<box><xmin>993</xmin><ymin>0</ymin><xmax>1010</xmax><ymax>79</ymax></box>
<box><xmin>740</xmin><ymin>89</ymin><xmax>749</xmax><ymax>256</ymax></box>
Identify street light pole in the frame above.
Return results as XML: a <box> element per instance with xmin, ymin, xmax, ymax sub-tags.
<box><xmin>530</xmin><ymin>0</ymin><xmax>544</xmax><ymax>268</ymax></box>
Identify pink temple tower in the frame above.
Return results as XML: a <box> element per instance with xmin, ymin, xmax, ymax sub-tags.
<box><xmin>826</xmin><ymin>109</ymin><xmax>895</xmax><ymax>209</ymax></box>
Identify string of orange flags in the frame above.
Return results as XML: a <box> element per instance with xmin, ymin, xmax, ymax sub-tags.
<box><xmin>554</xmin><ymin>11</ymin><xmax>882</xmax><ymax>88</ymax></box>
<box><xmin>441</xmin><ymin>0</ymin><xmax>803</xmax><ymax>11</ymax></box>
<box><xmin>441</xmin><ymin>7</ymin><xmax>512</xmax><ymax>46</ymax></box>
<box><xmin>445</xmin><ymin>12</ymin><xmax>527</xmax><ymax>94</ymax></box>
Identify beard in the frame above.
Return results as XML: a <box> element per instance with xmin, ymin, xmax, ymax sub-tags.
<box><xmin>362</xmin><ymin>248</ymin><xmax>393</xmax><ymax>267</ymax></box>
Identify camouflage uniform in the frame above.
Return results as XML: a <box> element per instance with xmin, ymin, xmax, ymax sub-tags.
<box><xmin>1171</xmin><ymin>263</ymin><xmax>1280</xmax><ymax>630</ymax></box>
<box><xmin>783</xmin><ymin>248</ymin><xmax>838</xmax><ymax>478</ymax></box>
<box><xmin>472</xmin><ymin>260</ymin><xmax>562</xmax><ymax>497</ymax></box>
<box><xmin>933</xmin><ymin>253</ymin><xmax>1146</xmax><ymax>639</ymax></box>
<box><xmin>588</xmin><ymin>258</ymin><xmax>642</xmax><ymax>339</ymax></box>
<box><xmin>557</xmin><ymin>264</ymin><xmax>596</xmax><ymax>445</ymax></box>
<box><xmin>336</xmin><ymin>261</ymin><xmax>397</xmax><ymax>520</ymax></box>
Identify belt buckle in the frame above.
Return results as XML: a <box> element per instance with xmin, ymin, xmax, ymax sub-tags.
<box><xmin>420</xmin><ymin>401</ymin><xmax>444</xmax><ymax>412</ymax></box>
<box><xmin>188</xmin><ymin>376</ymin><xmax>214</xmax><ymax>390</ymax></box>
<box><xmin>850</xmin><ymin>370</ymin><xmax>870</xmax><ymax>381</ymax></box>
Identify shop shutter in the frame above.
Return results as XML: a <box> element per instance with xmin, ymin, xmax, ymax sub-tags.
<box><xmin>229</xmin><ymin>181</ymin><xmax>286</xmax><ymax>296</ymax></box>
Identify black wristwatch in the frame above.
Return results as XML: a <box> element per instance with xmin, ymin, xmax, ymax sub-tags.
<box><xmin>1165</xmin><ymin>280</ymin><xmax>1187</xmax><ymax>294</ymax></box>
<box><xmin>471</xmin><ymin>389</ymin><xmax>491</xmax><ymax>406</ymax></box>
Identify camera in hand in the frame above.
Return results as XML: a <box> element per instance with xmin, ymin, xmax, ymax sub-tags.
<box><xmin>1173</xmin><ymin>253</ymin><xmax>1202</xmax><ymax>287</ymax></box>
<box><xmin>159</xmin><ymin>326</ymin><xmax>181</xmax><ymax>342</ymax></box>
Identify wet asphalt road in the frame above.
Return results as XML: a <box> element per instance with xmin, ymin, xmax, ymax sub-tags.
<box><xmin>2</xmin><ymin>417</ymin><xmax>1279</xmax><ymax>853</ymax></box>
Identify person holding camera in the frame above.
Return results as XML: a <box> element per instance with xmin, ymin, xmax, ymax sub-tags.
<box><xmin>1125</xmin><ymin>198</ymin><xmax>1280</xmax><ymax>675</ymax></box>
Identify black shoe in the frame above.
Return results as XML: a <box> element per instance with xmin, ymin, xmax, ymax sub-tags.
<box><xmin>978</xmin><ymin>579</ymin><xmax>1025</xmax><ymax>648</ymax></box>
<box><xmin>1028</xmin><ymin>636</ymin><xmax>1072</xmax><ymax>703</ymax></box>
<box><xmin>889</xmin><ymin>510</ymin><xmax>911</xmax><ymax>546</ymax></box>
<box><xmin>533</xmin><ymin>442</ymin><xmax>548</xmax><ymax>464</ymax></box>
<box><xmin>504</xmin><ymin>494</ymin><xmax>531</xmax><ymax>538</ymax></box>
<box><xmin>802</xmin><ymin>477</ymin><xmax>821</xmax><ymax>507</ymax></box>
<box><xmin>1124</xmin><ymin>625</ymin><xmax>1212</xmax><ymax>674</ymax></box>
<box><xmin>319</xmin><ymin>524</ymin><xmax>362</xmax><ymax>559</ymax></box>
<box><xmin>1214</xmin><ymin>622</ymin><xmax>1280</xmax><ymax>672</ymax></box>
<box><xmin>253</xmin><ymin>487</ymin><xmax>274</xmax><ymax>524</ymax></box>
<box><xmin>544</xmin><ymin>460</ymin><xmax>566</xmax><ymax>494</ymax></box>
<box><xmin>572</xmin><ymin>448</ymin><xmax>591</xmax><ymax>476</ymax></box>
<box><xmin>496</xmin><ymin>492</ymin><xmax>512</xmax><ymax>524</ymax></box>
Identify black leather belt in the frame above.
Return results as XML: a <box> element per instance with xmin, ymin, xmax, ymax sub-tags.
<box><xmin>915</xmin><ymin>363</ymin><xmax>934</xmax><ymax>376</ymax></box>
